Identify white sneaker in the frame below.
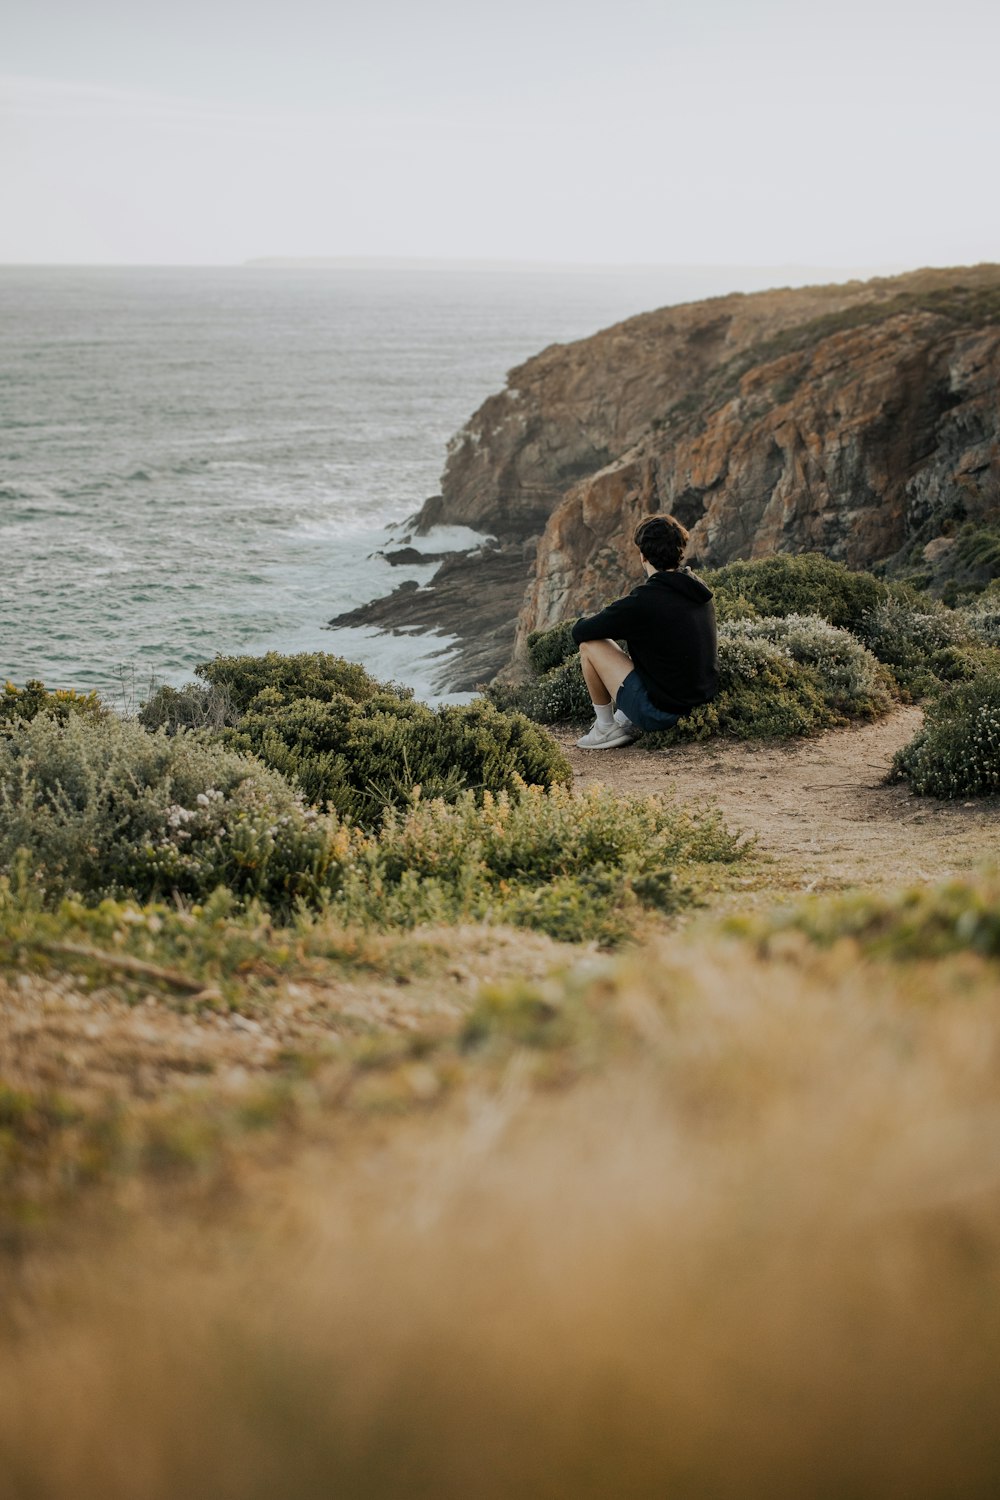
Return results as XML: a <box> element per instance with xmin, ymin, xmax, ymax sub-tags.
<box><xmin>575</xmin><ymin>720</ymin><xmax>641</xmax><ymax>750</ymax></box>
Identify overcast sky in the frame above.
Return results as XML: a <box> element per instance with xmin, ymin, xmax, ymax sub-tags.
<box><xmin>3</xmin><ymin>0</ymin><xmax>998</xmax><ymax>266</ymax></box>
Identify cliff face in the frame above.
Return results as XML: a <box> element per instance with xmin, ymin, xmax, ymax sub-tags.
<box><xmin>410</xmin><ymin>266</ymin><xmax>1000</xmax><ymax>672</ymax></box>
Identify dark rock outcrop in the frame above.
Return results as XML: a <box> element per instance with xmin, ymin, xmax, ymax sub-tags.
<box><xmin>329</xmin><ymin>542</ymin><xmax>536</xmax><ymax>691</ymax></box>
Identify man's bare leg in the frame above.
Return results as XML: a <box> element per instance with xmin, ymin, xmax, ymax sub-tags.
<box><xmin>576</xmin><ymin>639</ymin><xmax>639</xmax><ymax>748</ymax></box>
<box><xmin>579</xmin><ymin>638</ymin><xmax>634</xmax><ymax>704</ymax></box>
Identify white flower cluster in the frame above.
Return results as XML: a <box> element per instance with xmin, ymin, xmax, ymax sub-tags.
<box><xmin>961</xmin><ymin>600</ymin><xmax>1000</xmax><ymax>648</ymax></box>
<box><xmin>165</xmin><ymin>804</ymin><xmax>196</xmax><ymax>829</ymax></box>
<box><xmin>862</xmin><ymin>597</ymin><xmax>967</xmax><ymax>661</ymax></box>
<box><xmin>894</xmin><ymin>673</ymin><xmax>1000</xmax><ymax>797</ymax></box>
<box><xmin>716</xmin><ymin>629</ymin><xmax>786</xmax><ymax>682</ymax></box>
<box><xmin>720</xmin><ymin>613</ymin><xmax>888</xmax><ymax>704</ymax></box>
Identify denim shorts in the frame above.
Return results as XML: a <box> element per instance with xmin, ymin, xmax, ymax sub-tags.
<box><xmin>616</xmin><ymin>670</ymin><xmax>682</xmax><ymax>732</ymax></box>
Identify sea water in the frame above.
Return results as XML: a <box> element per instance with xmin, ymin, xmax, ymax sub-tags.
<box><xmin>1</xmin><ymin>263</ymin><xmax>805</xmax><ymax>702</ymax></box>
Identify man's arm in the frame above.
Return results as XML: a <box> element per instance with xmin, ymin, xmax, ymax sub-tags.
<box><xmin>571</xmin><ymin>593</ymin><xmax>643</xmax><ymax>644</ymax></box>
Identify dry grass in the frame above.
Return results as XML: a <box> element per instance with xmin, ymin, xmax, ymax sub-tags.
<box><xmin>3</xmin><ymin>925</ymin><xmax>1000</xmax><ymax>1497</ymax></box>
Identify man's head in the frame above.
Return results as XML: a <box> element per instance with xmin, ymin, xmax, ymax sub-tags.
<box><xmin>633</xmin><ymin>513</ymin><xmax>689</xmax><ymax>572</ymax></box>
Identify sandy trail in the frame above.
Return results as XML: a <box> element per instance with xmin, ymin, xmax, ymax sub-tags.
<box><xmin>556</xmin><ymin>708</ymin><xmax>999</xmax><ymax>894</ymax></box>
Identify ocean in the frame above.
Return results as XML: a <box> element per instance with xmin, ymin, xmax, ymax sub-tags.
<box><xmin>1</xmin><ymin>263</ymin><xmax>818</xmax><ymax>703</ymax></box>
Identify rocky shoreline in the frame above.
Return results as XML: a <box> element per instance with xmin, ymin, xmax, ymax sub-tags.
<box><xmin>329</xmin><ymin>538</ymin><xmax>536</xmax><ymax>691</ymax></box>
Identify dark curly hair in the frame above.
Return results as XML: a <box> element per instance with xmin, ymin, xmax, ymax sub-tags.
<box><xmin>633</xmin><ymin>514</ymin><xmax>689</xmax><ymax>571</ymax></box>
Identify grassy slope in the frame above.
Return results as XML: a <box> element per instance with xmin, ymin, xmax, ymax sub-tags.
<box><xmin>2</xmin><ymin>722</ymin><xmax>1000</xmax><ymax>1495</ymax></box>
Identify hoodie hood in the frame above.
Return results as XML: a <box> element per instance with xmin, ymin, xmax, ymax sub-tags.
<box><xmin>647</xmin><ymin>567</ymin><xmax>714</xmax><ymax>604</ymax></box>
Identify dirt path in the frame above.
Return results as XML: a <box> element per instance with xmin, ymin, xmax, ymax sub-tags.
<box><xmin>556</xmin><ymin>708</ymin><xmax>999</xmax><ymax>894</ymax></box>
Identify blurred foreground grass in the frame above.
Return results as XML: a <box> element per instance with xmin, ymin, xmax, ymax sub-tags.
<box><xmin>2</xmin><ymin>871</ymin><xmax>1000</xmax><ymax>1495</ymax></box>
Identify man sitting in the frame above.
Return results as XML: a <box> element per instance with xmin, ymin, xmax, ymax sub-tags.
<box><xmin>571</xmin><ymin>513</ymin><xmax>719</xmax><ymax>749</ymax></box>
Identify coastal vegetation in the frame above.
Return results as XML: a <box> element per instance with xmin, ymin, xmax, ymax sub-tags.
<box><xmin>0</xmin><ymin>660</ymin><xmax>744</xmax><ymax>942</ymax></box>
<box><xmin>3</xmin><ymin>565</ymin><xmax>999</xmax><ymax>1498</ymax></box>
<box><xmin>4</xmin><ymin>860</ymin><xmax>1000</xmax><ymax>1496</ymax></box>
<box><xmin>491</xmin><ymin>555</ymin><xmax>1000</xmax><ymax>792</ymax></box>
<box><xmin>890</xmin><ymin>669</ymin><xmax>1000</xmax><ymax>797</ymax></box>
<box><xmin>141</xmin><ymin>651</ymin><xmax>571</xmax><ymax>827</ymax></box>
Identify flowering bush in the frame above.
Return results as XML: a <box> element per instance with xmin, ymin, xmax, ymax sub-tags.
<box><xmin>960</xmin><ymin>595</ymin><xmax>1000</xmax><ymax>649</ymax></box>
<box><xmin>0</xmin><ymin>714</ymin><xmax>341</xmax><ymax>913</ymax></box>
<box><xmin>890</xmin><ymin>671</ymin><xmax>1000</xmax><ymax>798</ymax></box>
<box><xmin>858</xmin><ymin>596</ymin><xmax>979</xmax><ymax>695</ymax></box>
<box><xmin>0</xmin><ymin>713</ymin><xmax>747</xmax><ymax>942</ymax></box>
<box><xmin>336</xmin><ymin>781</ymin><xmax>747</xmax><ymax>944</ymax></box>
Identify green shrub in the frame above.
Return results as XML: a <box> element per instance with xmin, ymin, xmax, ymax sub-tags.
<box><xmin>705</xmin><ymin>553</ymin><xmax>888</xmax><ymax>631</ymax></box>
<box><xmin>961</xmin><ymin>596</ymin><xmax>1000</xmax><ymax>649</ymax></box>
<box><xmin>140</xmin><ymin>651</ymin><xmax>399</xmax><ymax>733</ymax></box>
<box><xmin>337</xmin><ymin>781</ymin><xmax>747</xmax><ymax>945</ymax></box>
<box><xmin>1</xmin><ymin>679</ymin><xmax>105</xmax><ymax>729</ymax></box>
<box><xmin>143</xmin><ymin>653</ymin><xmax>572</xmax><ymax>830</ymax></box>
<box><xmin>858</xmin><ymin>595</ymin><xmax>978</xmax><ymax>695</ymax></box>
<box><xmin>1</xmin><ymin>688</ymin><xmax>684</xmax><ymax>942</ymax></box>
<box><xmin>487</xmin><ymin>655</ymin><xmax>592</xmax><ymax>725</ymax></box>
<box><xmin>726</xmin><ymin>873</ymin><xmax>1000</xmax><ymax>963</ymax></box>
<box><xmin>226</xmin><ymin>694</ymin><xmax>572</xmax><ymax>828</ymax></box>
<box><xmin>495</xmin><ymin>614</ymin><xmax>894</xmax><ymax>740</ymax></box>
<box><xmin>662</xmin><ymin>615</ymin><xmax>895</xmax><ymax>742</ymax></box>
<box><xmin>196</xmin><ymin>651</ymin><xmax>392</xmax><ymax>713</ymax></box>
<box><xmin>526</xmin><ymin>623</ymin><xmax>577</xmax><ymax>677</ymax></box>
<box><xmin>0</xmin><ymin>714</ymin><xmax>342</xmax><ymax>914</ymax></box>
<box><xmin>890</xmin><ymin>670</ymin><xmax>1000</xmax><ymax>798</ymax></box>
<box><xmin>944</xmin><ymin>524</ymin><xmax>1000</xmax><ymax>598</ymax></box>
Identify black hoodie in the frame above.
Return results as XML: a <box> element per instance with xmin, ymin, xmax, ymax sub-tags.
<box><xmin>570</xmin><ymin>568</ymin><xmax>719</xmax><ymax>714</ymax></box>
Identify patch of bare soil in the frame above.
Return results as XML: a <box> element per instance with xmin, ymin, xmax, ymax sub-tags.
<box><xmin>556</xmin><ymin>708</ymin><xmax>999</xmax><ymax>895</ymax></box>
<box><xmin>0</xmin><ymin>927</ymin><xmax>577</xmax><ymax>1116</ymax></box>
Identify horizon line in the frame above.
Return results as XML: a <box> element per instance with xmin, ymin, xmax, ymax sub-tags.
<box><xmin>0</xmin><ymin>255</ymin><xmax>915</xmax><ymax>275</ymax></box>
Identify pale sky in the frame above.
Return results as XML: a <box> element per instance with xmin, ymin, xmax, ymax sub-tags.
<box><xmin>3</xmin><ymin>0</ymin><xmax>998</xmax><ymax>266</ymax></box>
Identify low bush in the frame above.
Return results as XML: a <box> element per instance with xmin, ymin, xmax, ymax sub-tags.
<box><xmin>726</xmin><ymin>873</ymin><xmax>1000</xmax><ymax>963</ymax></box>
<box><xmin>525</xmin><ymin>623</ymin><xmax>577</xmax><ymax>677</ymax></box>
<box><xmin>144</xmin><ymin>653</ymin><xmax>572</xmax><ymax>829</ymax></box>
<box><xmin>961</xmin><ymin>595</ymin><xmax>1000</xmax><ymax>649</ymax></box>
<box><xmin>338</xmin><ymin>781</ymin><xmax>748</xmax><ymax>945</ymax></box>
<box><xmin>225</xmin><ymin>694</ymin><xmax>572</xmax><ymax>828</ymax></box>
<box><xmin>939</xmin><ymin>524</ymin><xmax>1000</xmax><ymax>602</ymax></box>
<box><xmin>665</xmin><ymin>615</ymin><xmax>895</xmax><ymax>742</ymax></box>
<box><xmin>0</xmin><ymin>711</ymin><xmax>736</xmax><ymax>943</ymax></box>
<box><xmin>195</xmin><ymin>651</ymin><xmax>390</xmax><ymax>712</ymax></box>
<box><xmin>857</xmin><ymin>595</ymin><xmax>979</xmax><ymax>695</ymax></box>
<box><xmin>0</xmin><ymin>714</ymin><xmax>341</xmax><ymax>914</ymax></box>
<box><xmin>487</xmin><ymin>654</ymin><xmax>592</xmax><ymax>725</ymax></box>
<box><xmin>2</xmin><ymin>679</ymin><xmax>105</xmax><ymax>729</ymax></box>
<box><xmin>493</xmin><ymin>614</ymin><xmax>894</xmax><ymax>740</ymax></box>
<box><xmin>705</xmin><ymin>553</ymin><xmax>889</xmax><ymax>631</ymax></box>
<box><xmin>890</xmin><ymin>670</ymin><xmax>1000</xmax><ymax>798</ymax></box>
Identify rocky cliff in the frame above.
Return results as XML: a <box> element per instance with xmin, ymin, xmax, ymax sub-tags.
<box><xmin>335</xmin><ymin>266</ymin><xmax>1000</xmax><ymax>686</ymax></box>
